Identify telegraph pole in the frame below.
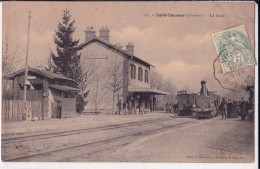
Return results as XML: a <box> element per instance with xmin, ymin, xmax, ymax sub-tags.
<box><xmin>23</xmin><ymin>10</ymin><xmax>31</xmax><ymax>120</ymax></box>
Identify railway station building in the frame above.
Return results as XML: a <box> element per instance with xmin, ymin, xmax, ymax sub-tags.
<box><xmin>74</xmin><ymin>26</ymin><xmax>168</xmax><ymax>114</ymax></box>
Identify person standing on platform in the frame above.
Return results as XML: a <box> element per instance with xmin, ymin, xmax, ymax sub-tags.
<box><xmin>175</xmin><ymin>103</ymin><xmax>178</xmax><ymax>113</ymax></box>
<box><xmin>153</xmin><ymin>97</ymin><xmax>156</xmax><ymax>112</ymax></box>
<box><xmin>117</xmin><ymin>99</ymin><xmax>122</xmax><ymax>115</ymax></box>
<box><xmin>123</xmin><ymin>101</ymin><xmax>128</xmax><ymax>115</ymax></box>
<box><xmin>247</xmin><ymin>100</ymin><xmax>254</xmax><ymax>122</ymax></box>
<box><xmin>227</xmin><ymin>100</ymin><xmax>233</xmax><ymax>118</ymax></box>
<box><xmin>128</xmin><ymin>100</ymin><xmax>132</xmax><ymax>115</ymax></box>
<box><xmin>232</xmin><ymin>101</ymin><xmax>238</xmax><ymax>118</ymax></box>
<box><xmin>240</xmin><ymin>97</ymin><xmax>247</xmax><ymax>121</ymax></box>
<box><xmin>220</xmin><ymin>98</ymin><xmax>228</xmax><ymax>119</ymax></box>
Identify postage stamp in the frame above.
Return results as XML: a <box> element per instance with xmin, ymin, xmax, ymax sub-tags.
<box><xmin>212</xmin><ymin>25</ymin><xmax>256</xmax><ymax>74</ymax></box>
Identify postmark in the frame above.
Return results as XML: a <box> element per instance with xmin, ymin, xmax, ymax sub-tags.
<box><xmin>212</xmin><ymin>25</ymin><xmax>256</xmax><ymax>74</ymax></box>
<box><xmin>213</xmin><ymin>57</ymin><xmax>254</xmax><ymax>92</ymax></box>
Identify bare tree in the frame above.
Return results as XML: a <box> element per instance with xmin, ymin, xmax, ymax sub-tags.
<box><xmin>90</xmin><ymin>78</ymin><xmax>112</xmax><ymax>114</ymax></box>
<box><xmin>102</xmin><ymin>56</ymin><xmax>124</xmax><ymax>114</ymax></box>
<box><xmin>80</xmin><ymin>57</ymin><xmax>100</xmax><ymax>95</ymax></box>
<box><xmin>45</xmin><ymin>49</ymin><xmax>54</xmax><ymax>71</ymax></box>
<box><xmin>2</xmin><ymin>35</ymin><xmax>23</xmax><ymax>76</ymax></box>
<box><xmin>162</xmin><ymin>79</ymin><xmax>177</xmax><ymax>104</ymax></box>
<box><xmin>2</xmin><ymin>34</ymin><xmax>23</xmax><ymax>99</ymax></box>
<box><xmin>150</xmin><ymin>68</ymin><xmax>177</xmax><ymax>106</ymax></box>
<box><xmin>149</xmin><ymin>68</ymin><xmax>164</xmax><ymax>90</ymax></box>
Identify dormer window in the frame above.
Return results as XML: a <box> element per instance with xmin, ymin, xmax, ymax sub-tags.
<box><xmin>130</xmin><ymin>64</ymin><xmax>136</xmax><ymax>79</ymax></box>
<box><xmin>138</xmin><ymin>67</ymin><xmax>143</xmax><ymax>81</ymax></box>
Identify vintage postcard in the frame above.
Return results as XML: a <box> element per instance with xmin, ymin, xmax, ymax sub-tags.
<box><xmin>1</xmin><ymin>1</ymin><xmax>258</xmax><ymax>169</ymax></box>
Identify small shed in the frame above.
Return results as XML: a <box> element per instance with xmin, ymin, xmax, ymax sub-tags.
<box><xmin>6</xmin><ymin>67</ymin><xmax>80</xmax><ymax>120</ymax></box>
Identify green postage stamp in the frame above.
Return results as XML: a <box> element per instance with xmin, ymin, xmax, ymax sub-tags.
<box><xmin>212</xmin><ymin>25</ymin><xmax>256</xmax><ymax>74</ymax></box>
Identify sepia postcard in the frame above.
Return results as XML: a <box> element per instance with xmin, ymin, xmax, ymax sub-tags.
<box><xmin>1</xmin><ymin>1</ymin><xmax>258</xmax><ymax>169</ymax></box>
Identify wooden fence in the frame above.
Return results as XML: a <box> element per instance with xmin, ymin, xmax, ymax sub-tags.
<box><xmin>2</xmin><ymin>100</ymin><xmax>41</xmax><ymax>121</ymax></box>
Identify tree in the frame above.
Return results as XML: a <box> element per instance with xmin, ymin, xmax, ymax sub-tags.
<box><xmin>80</xmin><ymin>57</ymin><xmax>100</xmax><ymax>95</ymax></box>
<box><xmin>2</xmin><ymin>34</ymin><xmax>23</xmax><ymax>99</ymax></box>
<box><xmin>51</xmin><ymin>9</ymin><xmax>86</xmax><ymax>113</ymax></box>
<box><xmin>102</xmin><ymin>56</ymin><xmax>124</xmax><ymax>114</ymax></box>
<box><xmin>162</xmin><ymin>79</ymin><xmax>177</xmax><ymax>104</ymax></box>
<box><xmin>150</xmin><ymin>69</ymin><xmax>177</xmax><ymax>108</ymax></box>
<box><xmin>149</xmin><ymin>68</ymin><xmax>164</xmax><ymax>90</ymax></box>
<box><xmin>51</xmin><ymin>9</ymin><xmax>81</xmax><ymax>81</ymax></box>
<box><xmin>90</xmin><ymin>78</ymin><xmax>112</xmax><ymax>114</ymax></box>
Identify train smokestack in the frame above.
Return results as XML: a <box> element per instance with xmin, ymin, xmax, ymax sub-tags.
<box><xmin>200</xmin><ymin>81</ymin><xmax>208</xmax><ymax>95</ymax></box>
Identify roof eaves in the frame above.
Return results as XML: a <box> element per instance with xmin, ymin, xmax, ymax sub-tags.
<box><xmin>74</xmin><ymin>38</ymin><xmax>154</xmax><ymax>68</ymax></box>
<box><xmin>6</xmin><ymin>67</ymin><xmax>76</xmax><ymax>83</ymax></box>
<box><xmin>49</xmin><ymin>84</ymin><xmax>81</xmax><ymax>92</ymax></box>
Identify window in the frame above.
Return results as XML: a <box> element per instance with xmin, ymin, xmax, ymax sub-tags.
<box><xmin>130</xmin><ymin>64</ymin><xmax>136</xmax><ymax>79</ymax></box>
<box><xmin>138</xmin><ymin>67</ymin><xmax>143</xmax><ymax>81</ymax></box>
<box><xmin>145</xmin><ymin>70</ymin><xmax>149</xmax><ymax>83</ymax></box>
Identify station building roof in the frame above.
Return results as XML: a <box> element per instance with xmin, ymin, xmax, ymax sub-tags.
<box><xmin>74</xmin><ymin>37</ymin><xmax>154</xmax><ymax>68</ymax></box>
<box><xmin>6</xmin><ymin>67</ymin><xmax>76</xmax><ymax>83</ymax></box>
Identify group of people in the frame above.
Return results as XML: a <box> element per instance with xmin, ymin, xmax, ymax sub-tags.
<box><xmin>116</xmin><ymin>99</ymin><xmax>145</xmax><ymax>115</ymax></box>
<box><xmin>165</xmin><ymin>103</ymin><xmax>178</xmax><ymax>113</ymax></box>
<box><xmin>116</xmin><ymin>99</ymin><xmax>128</xmax><ymax>115</ymax></box>
<box><xmin>219</xmin><ymin>97</ymin><xmax>253</xmax><ymax>121</ymax></box>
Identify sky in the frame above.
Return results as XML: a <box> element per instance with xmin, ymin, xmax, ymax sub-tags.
<box><xmin>2</xmin><ymin>1</ymin><xmax>256</xmax><ymax>98</ymax></box>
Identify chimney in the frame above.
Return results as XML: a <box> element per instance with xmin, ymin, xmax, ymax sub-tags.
<box><xmin>126</xmin><ymin>42</ymin><xmax>134</xmax><ymax>55</ymax></box>
<box><xmin>200</xmin><ymin>81</ymin><xmax>208</xmax><ymax>95</ymax></box>
<box><xmin>115</xmin><ymin>43</ymin><xmax>123</xmax><ymax>50</ymax></box>
<box><xmin>99</xmin><ymin>26</ymin><xmax>110</xmax><ymax>42</ymax></box>
<box><xmin>84</xmin><ymin>27</ymin><xmax>96</xmax><ymax>42</ymax></box>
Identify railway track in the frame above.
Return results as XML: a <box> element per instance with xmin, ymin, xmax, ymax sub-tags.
<box><xmin>2</xmin><ymin>116</ymin><xmax>174</xmax><ymax>145</ymax></box>
<box><xmin>3</xmin><ymin>119</ymin><xmax>193</xmax><ymax>162</ymax></box>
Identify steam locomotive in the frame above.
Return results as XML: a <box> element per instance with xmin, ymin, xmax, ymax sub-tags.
<box><xmin>177</xmin><ymin>81</ymin><xmax>220</xmax><ymax>119</ymax></box>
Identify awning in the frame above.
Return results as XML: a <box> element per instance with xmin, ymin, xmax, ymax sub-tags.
<box><xmin>49</xmin><ymin>84</ymin><xmax>81</xmax><ymax>92</ymax></box>
<box><xmin>128</xmin><ymin>87</ymin><xmax>169</xmax><ymax>95</ymax></box>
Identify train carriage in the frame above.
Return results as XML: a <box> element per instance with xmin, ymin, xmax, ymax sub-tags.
<box><xmin>176</xmin><ymin>91</ymin><xmax>197</xmax><ymax>116</ymax></box>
